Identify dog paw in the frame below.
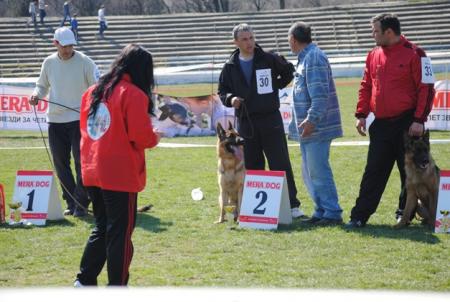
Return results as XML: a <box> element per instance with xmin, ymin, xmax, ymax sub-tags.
<box><xmin>214</xmin><ymin>219</ymin><xmax>225</xmax><ymax>224</ymax></box>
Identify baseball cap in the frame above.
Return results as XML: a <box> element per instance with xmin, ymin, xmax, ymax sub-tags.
<box><xmin>54</xmin><ymin>27</ymin><xmax>77</xmax><ymax>46</ymax></box>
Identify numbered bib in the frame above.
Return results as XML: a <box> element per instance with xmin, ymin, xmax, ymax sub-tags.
<box><xmin>255</xmin><ymin>69</ymin><xmax>273</xmax><ymax>95</ymax></box>
<box><xmin>421</xmin><ymin>57</ymin><xmax>435</xmax><ymax>84</ymax></box>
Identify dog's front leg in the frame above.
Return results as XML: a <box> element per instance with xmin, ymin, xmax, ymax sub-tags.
<box><xmin>215</xmin><ymin>189</ymin><xmax>227</xmax><ymax>224</ymax></box>
<box><xmin>394</xmin><ymin>187</ymin><xmax>417</xmax><ymax>228</ymax></box>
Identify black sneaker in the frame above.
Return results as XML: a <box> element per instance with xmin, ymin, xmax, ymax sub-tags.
<box><xmin>73</xmin><ymin>208</ymin><xmax>87</xmax><ymax>217</ymax></box>
<box><xmin>344</xmin><ymin>219</ymin><xmax>365</xmax><ymax>229</ymax></box>
<box><xmin>316</xmin><ymin>218</ymin><xmax>343</xmax><ymax>226</ymax></box>
<box><xmin>303</xmin><ymin>216</ymin><xmax>322</xmax><ymax>224</ymax></box>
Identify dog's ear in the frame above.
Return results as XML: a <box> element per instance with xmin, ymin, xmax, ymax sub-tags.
<box><xmin>423</xmin><ymin>129</ymin><xmax>430</xmax><ymax>146</ymax></box>
<box><xmin>403</xmin><ymin>131</ymin><xmax>412</xmax><ymax>150</ymax></box>
<box><xmin>228</xmin><ymin>121</ymin><xmax>234</xmax><ymax>131</ymax></box>
<box><xmin>216</xmin><ymin>122</ymin><xmax>226</xmax><ymax>139</ymax></box>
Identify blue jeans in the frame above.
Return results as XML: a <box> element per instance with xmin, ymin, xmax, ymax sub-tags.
<box><xmin>300</xmin><ymin>139</ymin><xmax>342</xmax><ymax>220</ymax></box>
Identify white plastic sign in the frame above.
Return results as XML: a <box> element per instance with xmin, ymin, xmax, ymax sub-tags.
<box><xmin>435</xmin><ymin>170</ymin><xmax>450</xmax><ymax>233</ymax></box>
<box><xmin>421</xmin><ymin>57</ymin><xmax>435</xmax><ymax>84</ymax></box>
<box><xmin>239</xmin><ymin>170</ymin><xmax>292</xmax><ymax>230</ymax></box>
<box><xmin>255</xmin><ymin>69</ymin><xmax>273</xmax><ymax>94</ymax></box>
<box><xmin>11</xmin><ymin>170</ymin><xmax>63</xmax><ymax>226</ymax></box>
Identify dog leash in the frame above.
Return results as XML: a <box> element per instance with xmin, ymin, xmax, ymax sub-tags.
<box><xmin>32</xmin><ymin>100</ymin><xmax>88</xmax><ymax>213</ymax></box>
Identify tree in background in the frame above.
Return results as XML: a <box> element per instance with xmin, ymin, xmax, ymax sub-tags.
<box><xmin>0</xmin><ymin>0</ymin><xmax>385</xmax><ymax>17</ymax></box>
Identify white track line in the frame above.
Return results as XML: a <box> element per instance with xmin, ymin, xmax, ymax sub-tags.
<box><xmin>1</xmin><ymin>139</ymin><xmax>449</xmax><ymax>150</ymax></box>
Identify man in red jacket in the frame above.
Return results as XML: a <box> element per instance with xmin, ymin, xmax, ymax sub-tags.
<box><xmin>346</xmin><ymin>13</ymin><xmax>435</xmax><ymax>228</ymax></box>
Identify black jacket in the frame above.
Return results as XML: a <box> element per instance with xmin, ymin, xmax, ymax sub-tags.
<box><xmin>218</xmin><ymin>45</ymin><xmax>295</xmax><ymax>118</ymax></box>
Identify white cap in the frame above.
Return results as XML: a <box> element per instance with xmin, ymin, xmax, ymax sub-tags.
<box><xmin>54</xmin><ymin>27</ymin><xmax>77</xmax><ymax>46</ymax></box>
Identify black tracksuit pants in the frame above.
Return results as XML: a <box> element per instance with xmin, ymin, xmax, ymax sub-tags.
<box><xmin>48</xmin><ymin>121</ymin><xmax>89</xmax><ymax>212</ymax></box>
<box><xmin>239</xmin><ymin>111</ymin><xmax>300</xmax><ymax>208</ymax></box>
<box><xmin>350</xmin><ymin>112</ymin><xmax>413</xmax><ymax>223</ymax></box>
<box><xmin>76</xmin><ymin>188</ymin><xmax>137</xmax><ymax>286</ymax></box>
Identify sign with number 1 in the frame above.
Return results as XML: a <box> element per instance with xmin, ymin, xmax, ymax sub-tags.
<box><xmin>11</xmin><ymin>170</ymin><xmax>63</xmax><ymax>226</ymax></box>
<box><xmin>239</xmin><ymin>170</ymin><xmax>292</xmax><ymax>230</ymax></box>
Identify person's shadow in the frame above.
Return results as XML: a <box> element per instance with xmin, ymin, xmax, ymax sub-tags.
<box><xmin>271</xmin><ymin>221</ymin><xmax>440</xmax><ymax>244</ymax></box>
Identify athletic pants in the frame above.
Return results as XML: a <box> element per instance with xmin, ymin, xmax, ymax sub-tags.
<box><xmin>76</xmin><ymin>188</ymin><xmax>137</xmax><ymax>286</ymax></box>
<box><xmin>350</xmin><ymin>112</ymin><xmax>413</xmax><ymax>223</ymax></box>
<box><xmin>239</xmin><ymin>111</ymin><xmax>300</xmax><ymax>208</ymax></box>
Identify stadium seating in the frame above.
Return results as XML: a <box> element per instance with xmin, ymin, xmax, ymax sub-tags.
<box><xmin>0</xmin><ymin>0</ymin><xmax>449</xmax><ymax>78</ymax></box>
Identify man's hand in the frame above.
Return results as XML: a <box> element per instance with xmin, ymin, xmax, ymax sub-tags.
<box><xmin>298</xmin><ymin>120</ymin><xmax>315</xmax><ymax>138</ymax></box>
<box><xmin>29</xmin><ymin>94</ymin><xmax>39</xmax><ymax>106</ymax></box>
<box><xmin>231</xmin><ymin>96</ymin><xmax>244</xmax><ymax>109</ymax></box>
<box><xmin>356</xmin><ymin>118</ymin><xmax>367</xmax><ymax>136</ymax></box>
<box><xmin>408</xmin><ymin>122</ymin><xmax>424</xmax><ymax>137</ymax></box>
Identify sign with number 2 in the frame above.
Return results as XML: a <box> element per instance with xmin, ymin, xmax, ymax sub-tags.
<box><xmin>239</xmin><ymin>170</ymin><xmax>292</xmax><ymax>230</ymax></box>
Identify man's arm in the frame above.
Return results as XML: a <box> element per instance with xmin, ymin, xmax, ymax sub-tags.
<box><xmin>30</xmin><ymin>59</ymin><xmax>50</xmax><ymax>105</ymax></box>
<box><xmin>272</xmin><ymin>53</ymin><xmax>295</xmax><ymax>89</ymax></box>
<box><xmin>218</xmin><ymin>64</ymin><xmax>237</xmax><ymax>108</ymax></box>
<box><xmin>355</xmin><ymin>52</ymin><xmax>373</xmax><ymax>119</ymax></box>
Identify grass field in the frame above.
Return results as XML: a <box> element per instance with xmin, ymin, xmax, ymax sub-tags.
<box><xmin>0</xmin><ymin>78</ymin><xmax>449</xmax><ymax>289</ymax></box>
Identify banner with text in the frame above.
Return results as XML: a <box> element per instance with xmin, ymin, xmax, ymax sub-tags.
<box><xmin>1</xmin><ymin>85</ymin><xmax>294</xmax><ymax>136</ymax></box>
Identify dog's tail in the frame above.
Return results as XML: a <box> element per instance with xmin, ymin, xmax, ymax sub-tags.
<box><xmin>137</xmin><ymin>204</ymin><xmax>153</xmax><ymax>213</ymax></box>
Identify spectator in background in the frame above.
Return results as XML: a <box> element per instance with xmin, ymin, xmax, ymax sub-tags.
<box><xmin>98</xmin><ymin>4</ymin><xmax>107</xmax><ymax>38</ymax></box>
<box><xmin>38</xmin><ymin>0</ymin><xmax>47</xmax><ymax>25</ymax></box>
<box><xmin>29</xmin><ymin>27</ymin><xmax>100</xmax><ymax>217</ymax></box>
<box><xmin>60</xmin><ymin>0</ymin><xmax>71</xmax><ymax>27</ymax></box>
<box><xmin>71</xmin><ymin>14</ymin><xmax>78</xmax><ymax>41</ymax></box>
<box><xmin>288</xmin><ymin>21</ymin><xmax>343</xmax><ymax>225</ymax></box>
<box><xmin>29</xmin><ymin>0</ymin><xmax>37</xmax><ymax>27</ymax></box>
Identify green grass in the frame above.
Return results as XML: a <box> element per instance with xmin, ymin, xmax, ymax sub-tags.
<box><xmin>0</xmin><ymin>77</ymin><xmax>449</xmax><ymax>288</ymax></box>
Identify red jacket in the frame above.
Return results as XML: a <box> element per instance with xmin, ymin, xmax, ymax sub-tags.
<box><xmin>356</xmin><ymin>35</ymin><xmax>435</xmax><ymax>123</ymax></box>
<box><xmin>80</xmin><ymin>74</ymin><xmax>158</xmax><ymax>192</ymax></box>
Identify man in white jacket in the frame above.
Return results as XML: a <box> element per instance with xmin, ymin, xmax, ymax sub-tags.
<box><xmin>29</xmin><ymin>27</ymin><xmax>100</xmax><ymax>217</ymax></box>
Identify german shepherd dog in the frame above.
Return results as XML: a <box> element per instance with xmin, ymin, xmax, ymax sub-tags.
<box><xmin>395</xmin><ymin>130</ymin><xmax>440</xmax><ymax>228</ymax></box>
<box><xmin>215</xmin><ymin>122</ymin><xmax>245</xmax><ymax>223</ymax></box>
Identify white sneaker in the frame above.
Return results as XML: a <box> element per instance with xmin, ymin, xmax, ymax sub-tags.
<box><xmin>73</xmin><ymin>280</ymin><xmax>83</xmax><ymax>287</ymax></box>
<box><xmin>291</xmin><ymin>207</ymin><xmax>305</xmax><ymax>218</ymax></box>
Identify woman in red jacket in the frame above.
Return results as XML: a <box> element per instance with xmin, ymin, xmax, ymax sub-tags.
<box><xmin>75</xmin><ymin>44</ymin><xmax>160</xmax><ymax>286</ymax></box>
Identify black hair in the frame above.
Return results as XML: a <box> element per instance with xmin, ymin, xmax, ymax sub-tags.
<box><xmin>288</xmin><ymin>21</ymin><xmax>312</xmax><ymax>44</ymax></box>
<box><xmin>372</xmin><ymin>13</ymin><xmax>401</xmax><ymax>36</ymax></box>
<box><xmin>90</xmin><ymin>43</ymin><xmax>155</xmax><ymax>117</ymax></box>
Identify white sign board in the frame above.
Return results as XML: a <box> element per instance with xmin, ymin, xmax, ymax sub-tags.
<box><xmin>435</xmin><ymin>170</ymin><xmax>450</xmax><ymax>233</ymax></box>
<box><xmin>11</xmin><ymin>170</ymin><xmax>63</xmax><ymax>226</ymax></box>
<box><xmin>239</xmin><ymin>170</ymin><xmax>292</xmax><ymax>230</ymax></box>
<box><xmin>0</xmin><ymin>85</ymin><xmax>48</xmax><ymax>131</ymax></box>
<box><xmin>426</xmin><ymin>80</ymin><xmax>450</xmax><ymax>131</ymax></box>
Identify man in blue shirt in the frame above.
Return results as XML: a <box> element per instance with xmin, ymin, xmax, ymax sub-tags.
<box><xmin>288</xmin><ymin>21</ymin><xmax>343</xmax><ymax>225</ymax></box>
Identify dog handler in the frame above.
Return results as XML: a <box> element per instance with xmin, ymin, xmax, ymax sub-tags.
<box><xmin>74</xmin><ymin>44</ymin><xmax>160</xmax><ymax>286</ymax></box>
<box><xmin>29</xmin><ymin>27</ymin><xmax>99</xmax><ymax>217</ymax></box>
<box><xmin>346</xmin><ymin>14</ymin><xmax>435</xmax><ymax>228</ymax></box>
<box><xmin>218</xmin><ymin>23</ymin><xmax>304</xmax><ymax>218</ymax></box>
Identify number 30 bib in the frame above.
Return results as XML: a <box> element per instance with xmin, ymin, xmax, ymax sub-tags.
<box><xmin>256</xmin><ymin>69</ymin><xmax>273</xmax><ymax>94</ymax></box>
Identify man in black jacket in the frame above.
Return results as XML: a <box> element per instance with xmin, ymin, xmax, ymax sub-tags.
<box><xmin>218</xmin><ymin>23</ymin><xmax>304</xmax><ymax>218</ymax></box>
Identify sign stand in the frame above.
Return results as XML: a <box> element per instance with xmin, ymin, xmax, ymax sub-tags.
<box><xmin>239</xmin><ymin>170</ymin><xmax>292</xmax><ymax>230</ymax></box>
<box><xmin>11</xmin><ymin>170</ymin><xmax>63</xmax><ymax>226</ymax></box>
<box><xmin>435</xmin><ymin>170</ymin><xmax>450</xmax><ymax>233</ymax></box>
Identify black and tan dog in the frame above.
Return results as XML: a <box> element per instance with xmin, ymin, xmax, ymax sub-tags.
<box><xmin>395</xmin><ymin>130</ymin><xmax>440</xmax><ymax>228</ymax></box>
<box><xmin>215</xmin><ymin>122</ymin><xmax>245</xmax><ymax>223</ymax></box>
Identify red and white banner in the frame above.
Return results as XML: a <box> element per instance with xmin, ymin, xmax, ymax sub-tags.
<box><xmin>426</xmin><ymin>80</ymin><xmax>450</xmax><ymax>130</ymax></box>
<box><xmin>0</xmin><ymin>85</ymin><xmax>294</xmax><ymax>135</ymax></box>
<box><xmin>0</xmin><ymin>85</ymin><xmax>48</xmax><ymax>131</ymax></box>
